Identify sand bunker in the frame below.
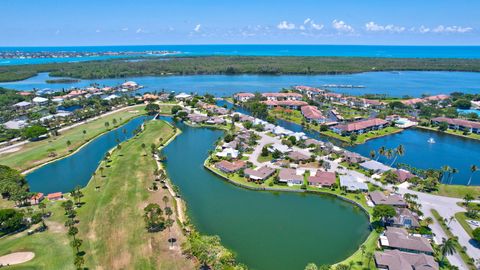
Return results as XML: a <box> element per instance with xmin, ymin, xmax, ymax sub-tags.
<box><xmin>0</xmin><ymin>252</ymin><xmax>35</xmax><ymax>265</ymax></box>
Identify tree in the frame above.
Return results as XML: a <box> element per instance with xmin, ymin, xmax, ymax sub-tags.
<box><xmin>104</xmin><ymin>121</ymin><xmax>110</xmax><ymax>129</ymax></box>
<box><xmin>349</xmin><ymin>133</ymin><xmax>357</xmax><ymax>144</ymax></box>
<box><xmin>366</xmin><ymin>252</ymin><xmax>374</xmax><ymax>268</ymax></box>
<box><xmin>146</xmin><ymin>103</ymin><xmax>160</xmax><ymax>115</ymax></box>
<box><xmin>0</xmin><ymin>165</ymin><xmax>28</xmax><ymax>199</ymax></box>
<box><xmin>68</xmin><ymin>226</ymin><xmax>79</xmax><ymax>240</ymax></box>
<box><xmin>162</xmin><ymin>195</ymin><xmax>169</xmax><ymax>207</ymax></box>
<box><xmin>335</xmin><ymin>264</ymin><xmax>349</xmax><ymax>270</ymax></box>
<box><xmin>71</xmin><ymin>185</ymin><xmax>84</xmax><ymax>205</ymax></box>
<box><xmin>38</xmin><ymin>201</ymin><xmax>46</xmax><ymax>216</ymax></box>
<box><xmin>439</xmin><ymin>237</ymin><xmax>456</xmax><ymax>263</ymax></box>
<box><xmin>464</xmin><ymin>194</ymin><xmax>474</xmax><ymax>206</ymax></box>
<box><xmin>0</xmin><ymin>209</ymin><xmax>26</xmax><ymax>234</ymax></box>
<box><xmin>390</xmin><ymin>144</ymin><xmax>405</xmax><ymax>166</ymax></box>
<box><xmin>144</xmin><ymin>203</ymin><xmax>165</xmax><ymax>232</ymax></box>
<box><xmin>261</xmin><ymin>146</ymin><xmax>269</xmax><ymax>157</ymax></box>
<box><xmin>22</xmin><ymin>125</ymin><xmax>48</xmax><ymax>140</ymax></box>
<box><xmin>82</xmin><ymin>130</ymin><xmax>86</xmax><ymax>140</ymax></box>
<box><xmin>74</xmin><ymin>255</ymin><xmax>84</xmax><ymax>270</ymax></box>
<box><xmin>468</xmin><ymin>165</ymin><xmax>478</xmax><ymax>186</ymax></box>
<box><xmin>141</xmin><ymin>143</ymin><xmax>147</xmax><ymax>156</ymax></box>
<box><xmin>305</xmin><ymin>263</ymin><xmax>318</xmax><ymax>270</ymax></box>
<box><xmin>438</xmin><ymin>122</ymin><xmax>448</xmax><ymax>132</ymax></box>
<box><xmin>171</xmin><ymin>105</ymin><xmax>182</xmax><ymax>115</ymax></box>
<box><xmin>472</xmin><ymin>227</ymin><xmax>480</xmax><ymax>242</ymax></box>
<box><xmin>71</xmin><ymin>238</ymin><xmax>83</xmax><ymax>254</ymax></box>
<box><xmin>372</xmin><ymin>204</ymin><xmax>396</xmax><ymax>223</ymax></box>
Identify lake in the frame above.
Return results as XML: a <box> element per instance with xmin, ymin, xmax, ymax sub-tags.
<box><xmin>26</xmin><ymin>116</ymin><xmax>150</xmax><ymax>193</ymax></box>
<box><xmin>161</xmin><ymin>119</ymin><xmax>370</xmax><ymax>270</ymax></box>
<box><xmin>2</xmin><ymin>71</ymin><xmax>480</xmax><ymax>97</ymax></box>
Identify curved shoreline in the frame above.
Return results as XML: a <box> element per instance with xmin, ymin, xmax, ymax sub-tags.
<box><xmin>21</xmin><ymin>107</ymin><xmax>146</xmax><ymax>175</ymax></box>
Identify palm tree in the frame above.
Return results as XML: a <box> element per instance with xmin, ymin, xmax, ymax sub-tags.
<box><xmin>369</xmin><ymin>150</ymin><xmax>376</xmax><ymax>160</ymax></box>
<box><xmin>390</xmin><ymin>144</ymin><xmax>405</xmax><ymax>166</ymax></box>
<box><xmin>71</xmin><ymin>238</ymin><xmax>83</xmax><ymax>254</ymax></box>
<box><xmin>463</xmin><ymin>194</ymin><xmax>474</xmax><ymax>206</ymax></box>
<box><xmin>99</xmin><ymin>166</ymin><xmax>105</xmax><ymax>177</ymax></box>
<box><xmin>378</xmin><ymin>146</ymin><xmax>386</xmax><ymax>161</ymax></box>
<box><xmin>439</xmin><ymin>238</ymin><xmax>456</xmax><ymax>263</ymax></box>
<box><xmin>38</xmin><ymin>202</ymin><xmax>46</xmax><ymax>216</ymax></box>
<box><xmin>449</xmin><ymin>168</ymin><xmax>458</xmax><ymax>184</ymax></box>
<box><xmin>141</xmin><ymin>143</ymin><xmax>146</xmax><ymax>156</ymax></box>
<box><xmin>467</xmin><ymin>165</ymin><xmax>478</xmax><ymax>186</ymax></box>
<box><xmin>163</xmin><ymin>195</ymin><xmax>169</xmax><ymax>207</ymax></box>
<box><xmin>66</xmin><ymin>140</ymin><xmax>72</xmax><ymax>152</ymax></box>
<box><xmin>82</xmin><ymin>130</ymin><xmax>86</xmax><ymax>140</ymax></box>
<box><xmin>441</xmin><ymin>165</ymin><xmax>451</xmax><ymax>183</ymax></box>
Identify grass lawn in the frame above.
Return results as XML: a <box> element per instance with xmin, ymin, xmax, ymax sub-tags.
<box><xmin>158</xmin><ymin>103</ymin><xmax>177</xmax><ymax>114</ymax></box>
<box><xmin>0</xmin><ymin>105</ymin><xmax>146</xmax><ymax>172</ymax></box>
<box><xmin>433</xmin><ymin>184</ymin><xmax>480</xmax><ymax>199</ymax></box>
<box><xmin>335</xmin><ymin>231</ymin><xmax>380</xmax><ymax>270</ymax></box>
<box><xmin>431</xmin><ymin>209</ymin><xmax>476</xmax><ymax>270</ymax></box>
<box><xmin>321</xmin><ymin>127</ymin><xmax>402</xmax><ymax>144</ymax></box>
<box><xmin>73</xmin><ymin>120</ymin><xmax>193</xmax><ymax>269</ymax></box>
<box><xmin>0</xmin><ymin>201</ymin><xmax>74</xmax><ymax>270</ymax></box>
<box><xmin>416</xmin><ymin>125</ymin><xmax>480</xmax><ymax>141</ymax></box>
<box><xmin>269</xmin><ymin>108</ymin><xmax>304</xmax><ymax>125</ymax></box>
<box><xmin>454</xmin><ymin>212</ymin><xmax>476</xmax><ymax>238</ymax></box>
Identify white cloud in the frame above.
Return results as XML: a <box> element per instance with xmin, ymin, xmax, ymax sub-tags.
<box><xmin>136</xmin><ymin>28</ymin><xmax>145</xmax><ymax>33</ymax></box>
<box><xmin>277</xmin><ymin>20</ymin><xmax>296</xmax><ymax>30</ymax></box>
<box><xmin>299</xmin><ymin>25</ymin><xmax>305</xmax><ymax>30</ymax></box>
<box><xmin>95</xmin><ymin>29</ymin><xmax>101</xmax><ymax>33</ymax></box>
<box><xmin>121</xmin><ymin>27</ymin><xmax>129</xmax><ymax>31</ymax></box>
<box><xmin>332</xmin><ymin>20</ymin><xmax>354</xmax><ymax>32</ymax></box>
<box><xmin>365</xmin><ymin>21</ymin><xmax>405</xmax><ymax>33</ymax></box>
<box><xmin>194</xmin><ymin>24</ymin><xmax>201</xmax><ymax>32</ymax></box>
<box><xmin>432</xmin><ymin>25</ymin><xmax>473</xmax><ymax>33</ymax></box>
<box><xmin>419</xmin><ymin>25</ymin><xmax>430</xmax><ymax>33</ymax></box>
<box><xmin>310</xmin><ymin>21</ymin><xmax>324</xmax><ymax>30</ymax></box>
<box><xmin>54</xmin><ymin>29</ymin><xmax>60</xmax><ymax>35</ymax></box>
<box><xmin>304</xmin><ymin>18</ymin><xmax>311</xmax><ymax>25</ymax></box>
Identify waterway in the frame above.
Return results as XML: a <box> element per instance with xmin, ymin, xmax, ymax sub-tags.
<box><xmin>2</xmin><ymin>45</ymin><xmax>480</xmax><ymax>66</ymax></box>
<box><xmin>160</xmin><ymin>119</ymin><xmax>370</xmax><ymax>270</ymax></box>
<box><xmin>26</xmin><ymin>116</ymin><xmax>150</xmax><ymax>193</ymax></box>
<box><xmin>2</xmin><ymin>71</ymin><xmax>480</xmax><ymax>97</ymax></box>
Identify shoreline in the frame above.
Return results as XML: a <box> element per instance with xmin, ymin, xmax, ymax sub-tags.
<box><xmin>415</xmin><ymin>125</ymin><xmax>480</xmax><ymax>141</ymax></box>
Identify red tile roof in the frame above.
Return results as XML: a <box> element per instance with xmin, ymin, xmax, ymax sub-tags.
<box><xmin>333</xmin><ymin>118</ymin><xmax>389</xmax><ymax>132</ymax></box>
<box><xmin>301</xmin><ymin>106</ymin><xmax>325</xmax><ymax>120</ymax></box>
<box><xmin>262</xmin><ymin>92</ymin><xmax>303</xmax><ymax>98</ymax></box>
<box><xmin>215</xmin><ymin>160</ymin><xmax>246</xmax><ymax>173</ymax></box>
<box><xmin>47</xmin><ymin>192</ymin><xmax>63</xmax><ymax>200</ymax></box>
<box><xmin>234</xmin><ymin>92</ymin><xmax>255</xmax><ymax>97</ymax></box>
<box><xmin>432</xmin><ymin>117</ymin><xmax>480</xmax><ymax>129</ymax></box>
<box><xmin>308</xmin><ymin>171</ymin><xmax>336</xmax><ymax>186</ymax></box>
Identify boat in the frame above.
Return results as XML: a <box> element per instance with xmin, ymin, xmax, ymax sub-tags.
<box><xmin>428</xmin><ymin>137</ymin><xmax>436</xmax><ymax>144</ymax></box>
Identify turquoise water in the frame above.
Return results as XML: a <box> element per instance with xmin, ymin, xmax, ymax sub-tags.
<box><xmin>458</xmin><ymin>108</ymin><xmax>480</xmax><ymax>116</ymax></box>
<box><xmin>26</xmin><ymin>116</ymin><xmax>149</xmax><ymax>193</ymax></box>
<box><xmin>2</xmin><ymin>45</ymin><xmax>480</xmax><ymax>65</ymax></box>
<box><xmin>160</xmin><ymin>119</ymin><xmax>370</xmax><ymax>269</ymax></box>
<box><xmin>2</xmin><ymin>71</ymin><xmax>480</xmax><ymax>97</ymax></box>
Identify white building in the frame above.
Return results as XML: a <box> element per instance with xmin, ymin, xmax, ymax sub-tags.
<box><xmin>216</xmin><ymin>147</ymin><xmax>239</xmax><ymax>158</ymax></box>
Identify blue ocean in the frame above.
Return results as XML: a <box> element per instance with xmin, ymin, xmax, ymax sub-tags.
<box><xmin>1</xmin><ymin>45</ymin><xmax>480</xmax><ymax>65</ymax></box>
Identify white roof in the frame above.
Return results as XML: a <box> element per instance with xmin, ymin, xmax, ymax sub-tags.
<box><xmin>3</xmin><ymin>120</ymin><xmax>27</xmax><ymax>130</ymax></box>
<box><xmin>52</xmin><ymin>97</ymin><xmax>64</xmax><ymax>103</ymax></box>
<box><xmin>122</xmin><ymin>81</ymin><xmax>138</xmax><ymax>86</ymax></box>
<box><xmin>360</xmin><ymin>160</ymin><xmax>391</xmax><ymax>173</ymax></box>
<box><xmin>32</xmin><ymin>97</ymin><xmax>48</xmax><ymax>103</ymax></box>
<box><xmin>14</xmin><ymin>101</ymin><xmax>32</xmax><ymax>107</ymax></box>
<box><xmin>175</xmin><ymin>93</ymin><xmax>192</xmax><ymax>99</ymax></box>
<box><xmin>268</xmin><ymin>143</ymin><xmax>291</xmax><ymax>154</ymax></box>
<box><xmin>103</xmin><ymin>94</ymin><xmax>119</xmax><ymax>101</ymax></box>
<box><xmin>216</xmin><ymin>148</ymin><xmax>239</xmax><ymax>158</ymax></box>
<box><xmin>339</xmin><ymin>175</ymin><xmax>368</xmax><ymax>191</ymax></box>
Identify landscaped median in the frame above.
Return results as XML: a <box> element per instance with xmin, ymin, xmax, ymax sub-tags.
<box><xmin>0</xmin><ymin>105</ymin><xmax>147</xmax><ymax>172</ymax></box>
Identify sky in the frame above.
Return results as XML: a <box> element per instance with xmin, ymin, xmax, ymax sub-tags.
<box><xmin>1</xmin><ymin>0</ymin><xmax>479</xmax><ymax>46</ymax></box>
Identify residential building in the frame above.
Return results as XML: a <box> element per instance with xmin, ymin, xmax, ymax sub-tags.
<box><xmin>331</xmin><ymin>118</ymin><xmax>389</xmax><ymax>135</ymax></box>
<box><xmin>3</xmin><ymin>120</ymin><xmax>27</xmax><ymax>130</ymax></box>
<box><xmin>187</xmin><ymin>114</ymin><xmax>209</xmax><ymax>124</ymax></box>
<box><xmin>32</xmin><ymin>96</ymin><xmax>49</xmax><ymax>106</ymax></box>
<box><xmin>393</xmin><ymin>169</ymin><xmax>416</xmax><ymax>183</ymax></box>
<box><xmin>308</xmin><ymin>171</ymin><xmax>336</xmax><ymax>187</ymax></box>
<box><xmin>13</xmin><ymin>101</ymin><xmax>32</xmax><ymax>111</ymax></box>
<box><xmin>262</xmin><ymin>100</ymin><xmax>309</xmax><ymax>110</ymax></box>
<box><xmin>215</xmin><ymin>160</ymin><xmax>246</xmax><ymax>174</ymax></box>
<box><xmin>244</xmin><ymin>166</ymin><xmax>276</xmax><ymax>181</ymax></box>
<box><xmin>360</xmin><ymin>160</ymin><xmax>391</xmax><ymax>173</ymax></box>
<box><xmin>278</xmin><ymin>168</ymin><xmax>304</xmax><ymax>185</ymax></box>
<box><xmin>374</xmin><ymin>250</ymin><xmax>438</xmax><ymax>270</ymax></box>
<box><xmin>47</xmin><ymin>192</ymin><xmax>63</xmax><ymax>201</ymax></box>
<box><xmin>380</xmin><ymin>227</ymin><xmax>434</xmax><ymax>255</ymax></box>
<box><xmin>294</xmin><ymin>86</ymin><xmax>325</xmax><ymax>99</ymax></box>
<box><xmin>287</xmin><ymin>151</ymin><xmax>310</xmax><ymax>162</ymax></box>
<box><xmin>121</xmin><ymin>81</ymin><xmax>139</xmax><ymax>90</ymax></box>
<box><xmin>175</xmin><ymin>92</ymin><xmax>192</xmax><ymax>100</ymax></box>
<box><xmin>301</xmin><ymin>105</ymin><xmax>326</xmax><ymax>123</ymax></box>
<box><xmin>339</xmin><ymin>175</ymin><xmax>368</xmax><ymax>192</ymax></box>
<box><xmin>216</xmin><ymin>147</ymin><xmax>239</xmax><ymax>158</ymax></box>
<box><xmin>261</xmin><ymin>92</ymin><xmax>303</xmax><ymax>101</ymax></box>
<box><xmin>388</xmin><ymin>208</ymin><xmax>420</xmax><ymax>229</ymax></box>
<box><xmin>369</xmin><ymin>191</ymin><xmax>407</xmax><ymax>207</ymax></box>
<box><xmin>233</xmin><ymin>92</ymin><xmax>255</xmax><ymax>102</ymax></box>
<box><xmin>30</xmin><ymin>193</ymin><xmax>44</xmax><ymax>205</ymax></box>
<box><xmin>268</xmin><ymin>143</ymin><xmax>291</xmax><ymax>154</ymax></box>
<box><xmin>343</xmin><ymin>151</ymin><xmax>365</xmax><ymax>164</ymax></box>
<box><xmin>431</xmin><ymin>117</ymin><xmax>480</xmax><ymax>134</ymax></box>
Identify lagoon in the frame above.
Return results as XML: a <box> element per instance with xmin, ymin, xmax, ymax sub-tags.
<box><xmin>2</xmin><ymin>71</ymin><xmax>480</xmax><ymax>97</ymax></box>
<box><xmin>26</xmin><ymin>116</ymin><xmax>149</xmax><ymax>193</ymax></box>
<box><xmin>161</xmin><ymin>119</ymin><xmax>370</xmax><ymax>270</ymax></box>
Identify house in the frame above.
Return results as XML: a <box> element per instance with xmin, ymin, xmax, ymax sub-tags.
<box><xmin>278</xmin><ymin>168</ymin><xmax>304</xmax><ymax>185</ymax></box>
<box><xmin>388</xmin><ymin>208</ymin><xmax>420</xmax><ymax>229</ymax></box>
<box><xmin>216</xmin><ymin>147</ymin><xmax>239</xmax><ymax>159</ymax></box>
<box><xmin>13</xmin><ymin>101</ymin><xmax>32</xmax><ymax>111</ymax></box>
<box><xmin>215</xmin><ymin>160</ymin><xmax>246</xmax><ymax>174</ymax></box>
<box><xmin>380</xmin><ymin>227</ymin><xmax>434</xmax><ymax>255</ymax></box>
<box><xmin>47</xmin><ymin>192</ymin><xmax>63</xmax><ymax>201</ymax></box>
<box><xmin>32</xmin><ymin>96</ymin><xmax>49</xmax><ymax>106</ymax></box>
<box><xmin>262</xmin><ymin>100</ymin><xmax>309</xmax><ymax>110</ymax></box>
<box><xmin>343</xmin><ymin>151</ymin><xmax>365</xmax><ymax>164</ymax></box>
<box><xmin>308</xmin><ymin>171</ymin><xmax>336</xmax><ymax>187</ymax></box>
<box><xmin>52</xmin><ymin>97</ymin><xmax>64</xmax><ymax>103</ymax></box>
<box><xmin>175</xmin><ymin>92</ymin><xmax>192</xmax><ymax>100</ymax></box>
<box><xmin>328</xmin><ymin>109</ymin><xmax>344</xmax><ymax>122</ymax></box>
<box><xmin>301</xmin><ymin>106</ymin><xmax>326</xmax><ymax>123</ymax></box>
<box><xmin>206</xmin><ymin>117</ymin><xmax>226</xmax><ymax>125</ymax></box>
<box><xmin>305</xmin><ymin>138</ymin><xmax>323</xmax><ymax>147</ymax></box>
<box><xmin>30</xmin><ymin>193</ymin><xmax>44</xmax><ymax>205</ymax></box>
<box><xmin>339</xmin><ymin>175</ymin><xmax>368</xmax><ymax>192</ymax></box>
<box><xmin>18</xmin><ymin>91</ymin><xmax>32</xmax><ymax>97</ymax></box>
<box><xmin>393</xmin><ymin>169</ymin><xmax>416</xmax><ymax>183</ymax></box>
<box><xmin>360</xmin><ymin>160</ymin><xmax>391</xmax><ymax>173</ymax></box>
<box><xmin>121</xmin><ymin>81</ymin><xmax>139</xmax><ymax>89</ymax></box>
<box><xmin>103</xmin><ymin>94</ymin><xmax>120</xmax><ymax>101</ymax></box>
<box><xmin>261</xmin><ymin>92</ymin><xmax>303</xmax><ymax>101</ymax></box>
<box><xmin>244</xmin><ymin>166</ymin><xmax>276</xmax><ymax>181</ymax></box>
<box><xmin>369</xmin><ymin>191</ymin><xmax>407</xmax><ymax>207</ymax></box>
<box><xmin>187</xmin><ymin>114</ymin><xmax>209</xmax><ymax>124</ymax></box>
<box><xmin>431</xmin><ymin>117</ymin><xmax>480</xmax><ymax>134</ymax></box>
<box><xmin>331</xmin><ymin>118</ymin><xmax>389</xmax><ymax>135</ymax></box>
<box><xmin>294</xmin><ymin>86</ymin><xmax>325</xmax><ymax>99</ymax></box>
<box><xmin>287</xmin><ymin>151</ymin><xmax>310</xmax><ymax>162</ymax></box>
<box><xmin>268</xmin><ymin>143</ymin><xmax>291</xmax><ymax>154</ymax></box>
<box><xmin>233</xmin><ymin>92</ymin><xmax>255</xmax><ymax>102</ymax></box>
<box><xmin>3</xmin><ymin>120</ymin><xmax>27</xmax><ymax>130</ymax></box>
<box><xmin>374</xmin><ymin>250</ymin><xmax>438</xmax><ymax>270</ymax></box>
